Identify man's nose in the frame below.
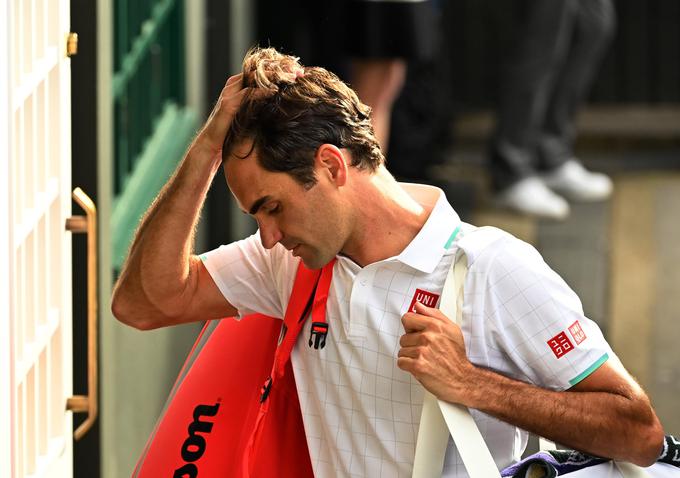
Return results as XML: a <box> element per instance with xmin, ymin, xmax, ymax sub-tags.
<box><xmin>259</xmin><ymin>221</ymin><xmax>283</xmax><ymax>249</ymax></box>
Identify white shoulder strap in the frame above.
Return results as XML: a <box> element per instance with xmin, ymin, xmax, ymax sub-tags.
<box><xmin>614</xmin><ymin>462</ymin><xmax>652</xmax><ymax>478</ymax></box>
<box><xmin>412</xmin><ymin>252</ymin><xmax>501</xmax><ymax>478</ymax></box>
<box><xmin>539</xmin><ymin>437</ymin><xmax>557</xmax><ymax>451</ymax></box>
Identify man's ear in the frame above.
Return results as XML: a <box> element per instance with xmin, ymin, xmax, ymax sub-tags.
<box><xmin>315</xmin><ymin>144</ymin><xmax>348</xmax><ymax>186</ymax></box>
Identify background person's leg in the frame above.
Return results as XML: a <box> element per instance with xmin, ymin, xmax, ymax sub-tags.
<box><xmin>490</xmin><ymin>0</ymin><xmax>575</xmax><ymax>218</ymax></box>
<box><xmin>539</xmin><ymin>0</ymin><xmax>616</xmax><ymax>201</ymax></box>
<box><xmin>490</xmin><ymin>0</ymin><xmax>574</xmax><ymax>192</ymax></box>
<box><xmin>346</xmin><ymin>0</ymin><xmax>436</xmax><ymax>153</ymax></box>
<box><xmin>351</xmin><ymin>59</ymin><xmax>407</xmax><ymax>152</ymax></box>
<box><xmin>538</xmin><ymin>0</ymin><xmax>616</xmax><ymax>171</ymax></box>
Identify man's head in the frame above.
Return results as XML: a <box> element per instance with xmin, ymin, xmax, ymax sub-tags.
<box><xmin>222</xmin><ymin>47</ymin><xmax>383</xmax><ymax>188</ymax></box>
<box><xmin>222</xmin><ymin>48</ymin><xmax>384</xmax><ymax>268</ymax></box>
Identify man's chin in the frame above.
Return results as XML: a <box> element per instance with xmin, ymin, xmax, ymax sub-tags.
<box><xmin>297</xmin><ymin>252</ymin><xmax>334</xmax><ymax>270</ymax></box>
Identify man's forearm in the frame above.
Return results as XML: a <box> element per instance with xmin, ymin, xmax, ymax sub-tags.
<box><xmin>113</xmin><ymin>73</ymin><xmax>248</xmax><ymax>328</ymax></box>
<box><xmin>112</xmin><ymin>144</ymin><xmax>221</xmax><ymax>326</ymax></box>
<box><xmin>399</xmin><ymin>304</ymin><xmax>665</xmax><ymax>467</ymax></box>
<box><xmin>457</xmin><ymin>365</ymin><xmax>664</xmax><ymax>466</ymax></box>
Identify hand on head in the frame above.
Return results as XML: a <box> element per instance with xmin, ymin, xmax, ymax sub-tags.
<box><xmin>193</xmin><ymin>48</ymin><xmax>307</xmax><ymax>163</ymax></box>
<box><xmin>194</xmin><ymin>72</ymin><xmax>250</xmax><ymax>159</ymax></box>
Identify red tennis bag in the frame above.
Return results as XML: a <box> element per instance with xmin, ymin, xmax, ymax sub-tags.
<box><xmin>132</xmin><ymin>260</ymin><xmax>335</xmax><ymax>477</ymax></box>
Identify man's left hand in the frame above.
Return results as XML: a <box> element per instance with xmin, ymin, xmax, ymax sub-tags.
<box><xmin>397</xmin><ymin>301</ymin><xmax>477</xmax><ymax>404</ymax></box>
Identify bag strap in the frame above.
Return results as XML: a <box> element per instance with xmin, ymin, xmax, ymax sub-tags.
<box><xmin>413</xmin><ymin>251</ymin><xmax>502</xmax><ymax>478</ymax></box>
<box><xmin>308</xmin><ymin>259</ymin><xmax>334</xmax><ymax>349</ymax></box>
<box><xmin>261</xmin><ymin>259</ymin><xmax>336</xmax><ymax>401</ymax></box>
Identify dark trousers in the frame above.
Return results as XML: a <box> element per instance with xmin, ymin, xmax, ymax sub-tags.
<box><xmin>490</xmin><ymin>0</ymin><xmax>615</xmax><ymax>191</ymax></box>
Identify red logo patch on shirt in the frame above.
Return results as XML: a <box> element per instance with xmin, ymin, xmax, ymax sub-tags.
<box><xmin>568</xmin><ymin>320</ymin><xmax>587</xmax><ymax>345</ymax></box>
<box><xmin>547</xmin><ymin>331</ymin><xmax>574</xmax><ymax>359</ymax></box>
<box><xmin>409</xmin><ymin>289</ymin><xmax>440</xmax><ymax>313</ymax></box>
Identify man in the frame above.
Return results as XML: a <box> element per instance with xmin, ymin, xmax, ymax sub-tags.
<box><xmin>112</xmin><ymin>48</ymin><xmax>663</xmax><ymax>477</ymax></box>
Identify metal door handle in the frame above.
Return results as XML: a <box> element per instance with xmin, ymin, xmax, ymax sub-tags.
<box><xmin>65</xmin><ymin>187</ymin><xmax>98</xmax><ymax>441</ymax></box>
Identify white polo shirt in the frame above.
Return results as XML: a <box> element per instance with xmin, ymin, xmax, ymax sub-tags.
<box><xmin>201</xmin><ymin>186</ymin><xmax>612</xmax><ymax>478</ymax></box>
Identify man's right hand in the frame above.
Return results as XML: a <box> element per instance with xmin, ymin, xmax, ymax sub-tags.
<box><xmin>191</xmin><ymin>73</ymin><xmax>250</xmax><ymax>164</ymax></box>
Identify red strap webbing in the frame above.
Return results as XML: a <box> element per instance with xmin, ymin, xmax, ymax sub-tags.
<box><xmin>311</xmin><ymin>260</ymin><xmax>334</xmax><ymax>325</ymax></box>
<box><xmin>269</xmin><ymin>258</ymin><xmax>336</xmax><ymax>384</ymax></box>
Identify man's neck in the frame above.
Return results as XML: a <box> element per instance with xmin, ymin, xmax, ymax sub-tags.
<box><xmin>340</xmin><ymin>167</ymin><xmax>438</xmax><ymax>267</ymax></box>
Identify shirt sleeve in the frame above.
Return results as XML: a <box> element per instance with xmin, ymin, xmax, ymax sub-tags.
<box><xmin>199</xmin><ymin>233</ymin><xmax>299</xmax><ymax>319</ymax></box>
<box><xmin>468</xmin><ymin>234</ymin><xmax>612</xmax><ymax>391</ymax></box>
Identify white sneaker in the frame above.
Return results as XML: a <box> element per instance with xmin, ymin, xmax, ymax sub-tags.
<box><xmin>541</xmin><ymin>159</ymin><xmax>613</xmax><ymax>201</ymax></box>
<box><xmin>495</xmin><ymin>177</ymin><xmax>570</xmax><ymax>220</ymax></box>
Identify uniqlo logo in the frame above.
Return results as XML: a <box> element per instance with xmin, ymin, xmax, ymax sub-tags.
<box><xmin>568</xmin><ymin>320</ymin><xmax>587</xmax><ymax>345</ymax></box>
<box><xmin>547</xmin><ymin>331</ymin><xmax>574</xmax><ymax>359</ymax></box>
<box><xmin>408</xmin><ymin>289</ymin><xmax>440</xmax><ymax>313</ymax></box>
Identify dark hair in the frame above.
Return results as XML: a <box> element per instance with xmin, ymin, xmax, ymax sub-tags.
<box><xmin>222</xmin><ymin>47</ymin><xmax>384</xmax><ymax>188</ymax></box>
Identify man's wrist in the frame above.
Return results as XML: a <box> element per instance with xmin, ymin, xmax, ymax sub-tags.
<box><xmin>187</xmin><ymin>138</ymin><xmax>223</xmax><ymax>171</ymax></box>
<box><xmin>455</xmin><ymin>363</ymin><xmax>495</xmax><ymax>409</ymax></box>
<box><xmin>189</xmin><ymin>135</ymin><xmax>217</xmax><ymax>157</ymax></box>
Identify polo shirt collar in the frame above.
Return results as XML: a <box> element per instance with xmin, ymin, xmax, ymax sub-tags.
<box><xmin>395</xmin><ymin>186</ymin><xmax>462</xmax><ymax>274</ymax></box>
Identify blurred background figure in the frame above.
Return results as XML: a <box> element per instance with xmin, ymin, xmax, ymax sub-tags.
<box><xmin>256</xmin><ymin>0</ymin><xmax>437</xmax><ymax>153</ymax></box>
<box><xmin>491</xmin><ymin>0</ymin><xmax>616</xmax><ymax>219</ymax></box>
<box><xmin>386</xmin><ymin>1</ymin><xmax>463</xmax><ymax>197</ymax></box>
<box><xmin>346</xmin><ymin>0</ymin><xmax>437</xmax><ymax>152</ymax></box>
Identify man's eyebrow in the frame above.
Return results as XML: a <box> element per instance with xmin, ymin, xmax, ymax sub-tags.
<box><xmin>248</xmin><ymin>195</ymin><xmax>272</xmax><ymax>215</ymax></box>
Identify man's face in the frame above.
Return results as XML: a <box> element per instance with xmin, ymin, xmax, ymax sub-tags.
<box><xmin>224</xmin><ymin>142</ymin><xmax>351</xmax><ymax>269</ymax></box>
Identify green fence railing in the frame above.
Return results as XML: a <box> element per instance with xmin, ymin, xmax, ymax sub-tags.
<box><xmin>110</xmin><ymin>0</ymin><xmax>197</xmax><ymax>269</ymax></box>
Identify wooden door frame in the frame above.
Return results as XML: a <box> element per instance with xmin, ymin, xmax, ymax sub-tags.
<box><xmin>71</xmin><ymin>0</ymin><xmax>101</xmax><ymax>475</ymax></box>
<box><xmin>5</xmin><ymin>0</ymin><xmax>76</xmax><ymax>475</ymax></box>
<box><xmin>1</xmin><ymin>1</ymin><xmax>13</xmax><ymax>475</ymax></box>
